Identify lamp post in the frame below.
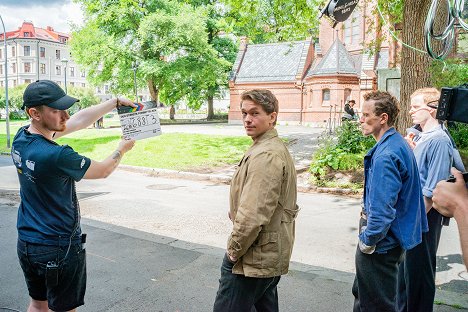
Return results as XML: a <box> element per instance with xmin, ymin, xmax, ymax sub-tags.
<box><xmin>61</xmin><ymin>58</ymin><xmax>68</xmax><ymax>93</ymax></box>
<box><xmin>131</xmin><ymin>60</ymin><xmax>139</xmax><ymax>102</ymax></box>
<box><xmin>0</xmin><ymin>14</ymin><xmax>10</xmax><ymax>148</ymax></box>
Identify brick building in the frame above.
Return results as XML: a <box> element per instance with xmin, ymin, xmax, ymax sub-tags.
<box><xmin>228</xmin><ymin>3</ymin><xmax>396</xmax><ymax>126</ymax></box>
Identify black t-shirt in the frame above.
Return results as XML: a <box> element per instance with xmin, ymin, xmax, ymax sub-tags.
<box><xmin>12</xmin><ymin>126</ymin><xmax>91</xmax><ymax>245</ymax></box>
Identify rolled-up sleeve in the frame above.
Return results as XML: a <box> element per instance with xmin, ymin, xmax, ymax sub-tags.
<box><xmin>227</xmin><ymin>152</ymin><xmax>284</xmax><ymax>259</ymax></box>
<box><xmin>359</xmin><ymin>154</ymin><xmax>401</xmax><ymax>247</ymax></box>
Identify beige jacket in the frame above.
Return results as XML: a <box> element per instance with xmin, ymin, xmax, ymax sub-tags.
<box><xmin>227</xmin><ymin>128</ymin><xmax>299</xmax><ymax>278</ymax></box>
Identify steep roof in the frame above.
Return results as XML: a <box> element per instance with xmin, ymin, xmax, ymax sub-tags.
<box><xmin>231</xmin><ymin>41</ymin><xmax>310</xmax><ymax>83</ymax></box>
<box><xmin>0</xmin><ymin>21</ymin><xmax>69</xmax><ymax>43</ymax></box>
<box><xmin>307</xmin><ymin>39</ymin><xmax>358</xmax><ymax>77</ymax></box>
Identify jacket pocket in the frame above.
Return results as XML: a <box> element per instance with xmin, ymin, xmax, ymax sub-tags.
<box><xmin>281</xmin><ymin>204</ymin><xmax>300</xmax><ymax>223</ymax></box>
<box><xmin>248</xmin><ymin>232</ymin><xmax>279</xmax><ymax>269</ymax></box>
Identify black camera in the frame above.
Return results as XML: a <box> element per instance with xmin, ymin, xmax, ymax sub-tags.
<box><xmin>436</xmin><ymin>85</ymin><xmax>468</xmax><ymax>123</ymax></box>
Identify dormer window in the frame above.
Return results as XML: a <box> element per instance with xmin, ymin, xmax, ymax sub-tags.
<box><xmin>24</xmin><ymin>32</ymin><xmax>30</xmax><ymax>37</ymax></box>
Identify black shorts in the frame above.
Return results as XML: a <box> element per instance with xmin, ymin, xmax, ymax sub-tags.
<box><xmin>17</xmin><ymin>239</ymin><xmax>87</xmax><ymax>311</ymax></box>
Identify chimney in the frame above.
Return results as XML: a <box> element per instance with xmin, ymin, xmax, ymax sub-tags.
<box><xmin>47</xmin><ymin>26</ymin><xmax>54</xmax><ymax>31</ymax></box>
<box><xmin>239</xmin><ymin>36</ymin><xmax>249</xmax><ymax>50</ymax></box>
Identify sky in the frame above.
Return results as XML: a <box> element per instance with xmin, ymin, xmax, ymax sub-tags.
<box><xmin>0</xmin><ymin>0</ymin><xmax>84</xmax><ymax>34</ymax></box>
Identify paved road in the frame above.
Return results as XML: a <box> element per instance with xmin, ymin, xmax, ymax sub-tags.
<box><xmin>0</xmin><ymin>154</ymin><xmax>467</xmax><ymax>311</ymax></box>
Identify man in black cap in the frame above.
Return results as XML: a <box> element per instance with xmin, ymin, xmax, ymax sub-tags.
<box><xmin>12</xmin><ymin>80</ymin><xmax>136</xmax><ymax>312</ymax></box>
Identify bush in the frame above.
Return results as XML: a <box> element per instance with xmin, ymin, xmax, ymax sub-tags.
<box><xmin>448</xmin><ymin>122</ymin><xmax>468</xmax><ymax>149</ymax></box>
<box><xmin>310</xmin><ymin>122</ymin><xmax>374</xmax><ymax>182</ymax></box>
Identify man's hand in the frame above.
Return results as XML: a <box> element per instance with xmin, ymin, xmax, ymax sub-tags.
<box><xmin>117</xmin><ymin>137</ymin><xmax>136</xmax><ymax>154</ymax></box>
<box><xmin>226</xmin><ymin>251</ymin><xmax>237</xmax><ymax>263</ymax></box>
<box><xmin>405</xmin><ymin>133</ymin><xmax>416</xmax><ymax>149</ymax></box>
<box><xmin>433</xmin><ymin>168</ymin><xmax>468</xmax><ymax>218</ymax></box>
<box><xmin>116</xmin><ymin>97</ymin><xmax>138</xmax><ymax>108</ymax></box>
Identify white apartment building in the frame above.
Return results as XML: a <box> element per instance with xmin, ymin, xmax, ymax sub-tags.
<box><xmin>0</xmin><ymin>21</ymin><xmax>112</xmax><ymax>101</ymax></box>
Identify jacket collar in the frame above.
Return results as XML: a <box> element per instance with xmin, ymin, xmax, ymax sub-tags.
<box><xmin>365</xmin><ymin>127</ymin><xmax>397</xmax><ymax>157</ymax></box>
<box><xmin>253</xmin><ymin>128</ymin><xmax>278</xmax><ymax>145</ymax></box>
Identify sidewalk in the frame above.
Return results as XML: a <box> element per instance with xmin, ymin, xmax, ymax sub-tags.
<box><xmin>0</xmin><ymin>198</ymin><xmax>463</xmax><ymax>312</ymax></box>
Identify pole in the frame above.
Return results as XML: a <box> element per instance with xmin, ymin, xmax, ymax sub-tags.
<box><xmin>132</xmin><ymin>61</ymin><xmax>138</xmax><ymax>102</ymax></box>
<box><xmin>61</xmin><ymin>58</ymin><xmax>68</xmax><ymax>94</ymax></box>
<box><xmin>0</xmin><ymin>14</ymin><xmax>10</xmax><ymax>148</ymax></box>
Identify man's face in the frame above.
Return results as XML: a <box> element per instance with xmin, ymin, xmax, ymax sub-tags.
<box><xmin>409</xmin><ymin>94</ymin><xmax>434</xmax><ymax>125</ymax></box>
<box><xmin>241</xmin><ymin>99</ymin><xmax>276</xmax><ymax>140</ymax></box>
<box><xmin>359</xmin><ymin>100</ymin><xmax>384</xmax><ymax>138</ymax></box>
<box><xmin>32</xmin><ymin>106</ymin><xmax>70</xmax><ymax>132</ymax></box>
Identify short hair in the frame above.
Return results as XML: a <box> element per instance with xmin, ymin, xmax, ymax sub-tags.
<box><xmin>363</xmin><ymin>90</ymin><xmax>400</xmax><ymax>126</ymax></box>
<box><xmin>411</xmin><ymin>87</ymin><xmax>440</xmax><ymax>106</ymax></box>
<box><xmin>348</xmin><ymin>100</ymin><xmax>356</xmax><ymax>104</ymax></box>
<box><xmin>240</xmin><ymin>89</ymin><xmax>279</xmax><ymax>124</ymax></box>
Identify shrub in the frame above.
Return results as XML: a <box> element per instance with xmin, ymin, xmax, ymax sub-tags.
<box><xmin>448</xmin><ymin>122</ymin><xmax>468</xmax><ymax>149</ymax></box>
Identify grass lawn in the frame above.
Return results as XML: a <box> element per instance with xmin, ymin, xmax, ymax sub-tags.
<box><xmin>0</xmin><ymin>120</ymin><xmax>252</xmax><ymax>171</ymax></box>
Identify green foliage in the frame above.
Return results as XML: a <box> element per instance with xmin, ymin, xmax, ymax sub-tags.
<box><xmin>430</xmin><ymin>59</ymin><xmax>468</xmax><ymax>88</ymax></box>
<box><xmin>71</xmin><ymin>0</ymin><xmax>236</xmax><ymax>110</ymax></box>
<box><xmin>67</xmin><ymin>86</ymin><xmax>101</xmax><ymax>111</ymax></box>
<box><xmin>221</xmin><ymin>0</ymin><xmax>322</xmax><ymax>43</ymax></box>
<box><xmin>0</xmin><ymin>84</ymin><xmax>28</xmax><ymax>115</ymax></box>
<box><xmin>310</xmin><ymin>122</ymin><xmax>374</xmax><ymax>180</ymax></box>
<box><xmin>448</xmin><ymin>123</ymin><xmax>468</xmax><ymax>149</ymax></box>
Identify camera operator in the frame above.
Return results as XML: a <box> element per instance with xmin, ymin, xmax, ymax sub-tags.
<box><xmin>433</xmin><ymin>169</ymin><xmax>468</xmax><ymax>270</ymax></box>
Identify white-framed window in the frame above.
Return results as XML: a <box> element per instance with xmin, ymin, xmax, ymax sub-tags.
<box><xmin>24</xmin><ymin>46</ymin><xmax>31</xmax><ymax>57</ymax></box>
<box><xmin>81</xmin><ymin>83</ymin><xmax>86</xmax><ymax>88</ymax></box>
<box><xmin>344</xmin><ymin>9</ymin><xmax>361</xmax><ymax>45</ymax></box>
<box><xmin>11</xmin><ymin>63</ymin><xmax>16</xmax><ymax>74</ymax></box>
<box><xmin>80</xmin><ymin>70</ymin><xmax>86</xmax><ymax>77</ymax></box>
<box><xmin>70</xmin><ymin>67</ymin><xmax>75</xmax><ymax>77</ymax></box>
<box><xmin>24</xmin><ymin>32</ymin><xmax>30</xmax><ymax>37</ymax></box>
<box><xmin>56</xmin><ymin>65</ymin><xmax>61</xmax><ymax>75</ymax></box>
<box><xmin>322</xmin><ymin>89</ymin><xmax>330</xmax><ymax>103</ymax></box>
<box><xmin>24</xmin><ymin>62</ymin><xmax>31</xmax><ymax>73</ymax></box>
<box><xmin>56</xmin><ymin>49</ymin><xmax>60</xmax><ymax>60</ymax></box>
<box><xmin>40</xmin><ymin>47</ymin><xmax>46</xmax><ymax>58</ymax></box>
<box><xmin>40</xmin><ymin>63</ymin><xmax>46</xmax><ymax>74</ymax></box>
<box><xmin>12</xmin><ymin>46</ymin><xmax>16</xmax><ymax>57</ymax></box>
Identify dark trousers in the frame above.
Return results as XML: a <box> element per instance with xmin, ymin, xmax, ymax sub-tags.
<box><xmin>213</xmin><ymin>254</ymin><xmax>281</xmax><ymax>312</ymax></box>
<box><xmin>353</xmin><ymin>245</ymin><xmax>404</xmax><ymax>312</ymax></box>
<box><xmin>397</xmin><ymin>209</ymin><xmax>443</xmax><ymax>312</ymax></box>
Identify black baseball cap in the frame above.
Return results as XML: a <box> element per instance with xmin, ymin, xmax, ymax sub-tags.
<box><xmin>22</xmin><ymin>80</ymin><xmax>79</xmax><ymax>110</ymax></box>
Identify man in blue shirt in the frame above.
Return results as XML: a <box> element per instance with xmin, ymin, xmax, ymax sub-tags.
<box><xmin>352</xmin><ymin>90</ymin><xmax>427</xmax><ymax>312</ymax></box>
<box><xmin>12</xmin><ymin>80</ymin><xmax>136</xmax><ymax>312</ymax></box>
<box><xmin>397</xmin><ymin>88</ymin><xmax>462</xmax><ymax>312</ymax></box>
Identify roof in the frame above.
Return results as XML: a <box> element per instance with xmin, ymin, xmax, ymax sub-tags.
<box><xmin>307</xmin><ymin>39</ymin><xmax>358</xmax><ymax>77</ymax></box>
<box><xmin>231</xmin><ymin>41</ymin><xmax>311</xmax><ymax>83</ymax></box>
<box><xmin>0</xmin><ymin>21</ymin><xmax>69</xmax><ymax>43</ymax></box>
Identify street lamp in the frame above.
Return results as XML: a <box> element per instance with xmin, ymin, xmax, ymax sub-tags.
<box><xmin>61</xmin><ymin>58</ymin><xmax>68</xmax><ymax>93</ymax></box>
<box><xmin>0</xmin><ymin>14</ymin><xmax>10</xmax><ymax>148</ymax></box>
<box><xmin>131</xmin><ymin>60</ymin><xmax>139</xmax><ymax>102</ymax></box>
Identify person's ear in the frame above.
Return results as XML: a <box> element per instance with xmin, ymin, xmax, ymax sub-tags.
<box><xmin>28</xmin><ymin>107</ymin><xmax>41</xmax><ymax>121</ymax></box>
<box><xmin>380</xmin><ymin>112</ymin><xmax>389</xmax><ymax>125</ymax></box>
<box><xmin>270</xmin><ymin>112</ymin><xmax>277</xmax><ymax>125</ymax></box>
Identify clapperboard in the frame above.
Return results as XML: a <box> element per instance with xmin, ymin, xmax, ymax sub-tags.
<box><xmin>117</xmin><ymin>101</ymin><xmax>162</xmax><ymax>140</ymax></box>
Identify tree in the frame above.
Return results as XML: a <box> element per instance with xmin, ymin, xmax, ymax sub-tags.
<box><xmin>71</xmin><ymin>0</ymin><xmax>231</xmax><ymax>116</ymax></box>
<box><xmin>0</xmin><ymin>84</ymin><xmax>28</xmax><ymax>119</ymax></box>
<box><xmin>67</xmin><ymin>86</ymin><xmax>101</xmax><ymax>111</ymax></box>
<box><xmin>221</xmin><ymin>0</ymin><xmax>322</xmax><ymax>43</ymax></box>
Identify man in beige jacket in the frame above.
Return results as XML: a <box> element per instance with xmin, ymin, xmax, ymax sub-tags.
<box><xmin>213</xmin><ymin>89</ymin><xmax>299</xmax><ymax>312</ymax></box>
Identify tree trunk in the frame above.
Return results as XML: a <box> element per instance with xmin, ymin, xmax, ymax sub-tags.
<box><xmin>398</xmin><ymin>0</ymin><xmax>433</xmax><ymax>133</ymax></box>
<box><xmin>170</xmin><ymin>105</ymin><xmax>175</xmax><ymax>120</ymax></box>
<box><xmin>207</xmin><ymin>95</ymin><xmax>214</xmax><ymax>120</ymax></box>
<box><xmin>147</xmin><ymin>80</ymin><xmax>159</xmax><ymax>104</ymax></box>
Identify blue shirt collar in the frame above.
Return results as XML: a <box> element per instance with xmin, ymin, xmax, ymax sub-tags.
<box><xmin>366</xmin><ymin>127</ymin><xmax>397</xmax><ymax>157</ymax></box>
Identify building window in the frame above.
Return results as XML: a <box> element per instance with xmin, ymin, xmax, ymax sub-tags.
<box><xmin>24</xmin><ymin>46</ymin><xmax>31</xmax><ymax>57</ymax></box>
<box><xmin>70</xmin><ymin>82</ymin><xmax>75</xmax><ymax>87</ymax></box>
<box><xmin>0</xmin><ymin>81</ymin><xmax>3</xmax><ymax>87</ymax></box>
<box><xmin>24</xmin><ymin>32</ymin><xmax>30</xmax><ymax>37</ymax></box>
<box><xmin>0</xmin><ymin>64</ymin><xmax>2</xmax><ymax>75</ymax></box>
<box><xmin>56</xmin><ymin>50</ymin><xmax>61</xmax><ymax>60</ymax></box>
<box><xmin>104</xmin><ymin>85</ymin><xmax>109</xmax><ymax>94</ymax></box>
<box><xmin>0</xmin><ymin>48</ymin><xmax>2</xmax><ymax>59</ymax></box>
<box><xmin>80</xmin><ymin>70</ymin><xmax>86</xmax><ymax>77</ymax></box>
<box><xmin>97</xmin><ymin>87</ymin><xmax>102</xmax><ymax>93</ymax></box>
<box><xmin>25</xmin><ymin>79</ymin><xmax>31</xmax><ymax>84</ymax></box>
<box><xmin>24</xmin><ymin>62</ymin><xmax>31</xmax><ymax>73</ymax></box>
<box><xmin>40</xmin><ymin>63</ymin><xmax>46</xmax><ymax>74</ymax></box>
<box><xmin>70</xmin><ymin>67</ymin><xmax>75</xmax><ymax>77</ymax></box>
<box><xmin>344</xmin><ymin>9</ymin><xmax>361</xmax><ymax>45</ymax></box>
<box><xmin>12</xmin><ymin>46</ymin><xmax>16</xmax><ymax>57</ymax></box>
<box><xmin>322</xmin><ymin>89</ymin><xmax>330</xmax><ymax>103</ymax></box>
<box><xmin>13</xmin><ymin>79</ymin><xmax>17</xmax><ymax>87</ymax></box>
<box><xmin>40</xmin><ymin>47</ymin><xmax>45</xmax><ymax>58</ymax></box>
<box><xmin>56</xmin><ymin>65</ymin><xmax>61</xmax><ymax>75</ymax></box>
<box><xmin>11</xmin><ymin>63</ymin><xmax>16</xmax><ymax>74</ymax></box>
<box><xmin>344</xmin><ymin>88</ymin><xmax>352</xmax><ymax>103</ymax></box>
<box><xmin>81</xmin><ymin>83</ymin><xmax>86</xmax><ymax>88</ymax></box>
<box><xmin>58</xmin><ymin>36</ymin><xmax>68</xmax><ymax>44</ymax></box>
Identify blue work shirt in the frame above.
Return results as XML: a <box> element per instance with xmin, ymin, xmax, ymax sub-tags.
<box><xmin>12</xmin><ymin>126</ymin><xmax>91</xmax><ymax>246</ymax></box>
<box><xmin>360</xmin><ymin>128</ymin><xmax>428</xmax><ymax>253</ymax></box>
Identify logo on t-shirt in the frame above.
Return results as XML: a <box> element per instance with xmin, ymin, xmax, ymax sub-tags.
<box><xmin>26</xmin><ymin>160</ymin><xmax>35</xmax><ymax>171</ymax></box>
<box><xmin>80</xmin><ymin>158</ymin><xmax>85</xmax><ymax>169</ymax></box>
<box><xmin>12</xmin><ymin>147</ymin><xmax>21</xmax><ymax>167</ymax></box>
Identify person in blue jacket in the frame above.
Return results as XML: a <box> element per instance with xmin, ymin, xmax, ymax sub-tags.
<box><xmin>352</xmin><ymin>90</ymin><xmax>428</xmax><ymax>312</ymax></box>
